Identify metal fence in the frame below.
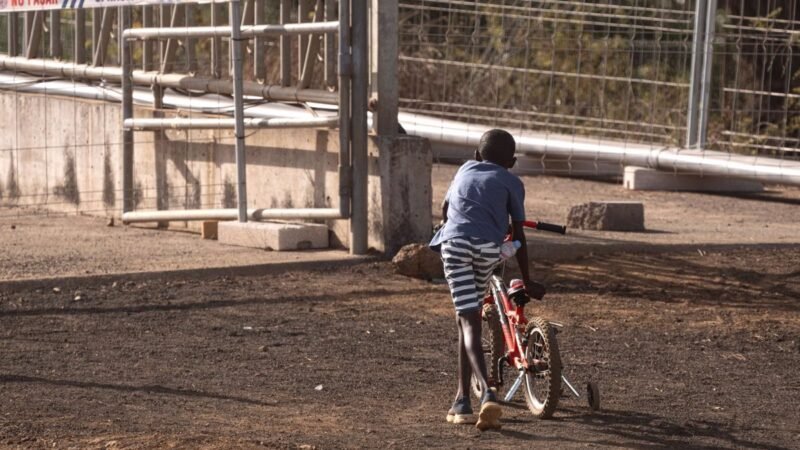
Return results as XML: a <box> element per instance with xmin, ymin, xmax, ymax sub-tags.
<box><xmin>0</xmin><ymin>1</ymin><xmax>375</xmax><ymax>254</ymax></box>
<box><xmin>398</xmin><ymin>0</ymin><xmax>800</xmax><ymax>161</ymax></box>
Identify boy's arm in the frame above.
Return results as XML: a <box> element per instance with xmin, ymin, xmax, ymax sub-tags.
<box><xmin>511</xmin><ymin>221</ymin><xmax>546</xmax><ymax>300</ymax></box>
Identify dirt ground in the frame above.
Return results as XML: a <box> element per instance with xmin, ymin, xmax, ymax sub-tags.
<box><xmin>1</xmin><ymin>169</ymin><xmax>800</xmax><ymax>449</ymax></box>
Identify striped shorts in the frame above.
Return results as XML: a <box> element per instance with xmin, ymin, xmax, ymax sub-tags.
<box><xmin>441</xmin><ymin>237</ymin><xmax>501</xmax><ymax>314</ymax></box>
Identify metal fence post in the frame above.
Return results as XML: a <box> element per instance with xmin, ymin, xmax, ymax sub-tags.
<box><xmin>121</xmin><ymin>7</ymin><xmax>134</xmax><ymax>214</ymax></box>
<box><xmin>230</xmin><ymin>0</ymin><xmax>249</xmax><ymax>223</ymax></box>
<box><xmin>351</xmin><ymin>0</ymin><xmax>368</xmax><ymax>255</ymax></box>
<box><xmin>370</xmin><ymin>0</ymin><xmax>398</xmax><ymax>137</ymax></box>
<box><xmin>698</xmin><ymin>0</ymin><xmax>718</xmax><ymax>149</ymax></box>
<box><xmin>685</xmin><ymin>0</ymin><xmax>706</xmax><ymax>148</ymax></box>
<box><xmin>338</xmin><ymin>0</ymin><xmax>351</xmax><ymax>221</ymax></box>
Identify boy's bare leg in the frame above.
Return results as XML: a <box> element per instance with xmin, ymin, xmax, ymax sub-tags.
<box><xmin>455</xmin><ymin>316</ymin><xmax>472</xmax><ymax>401</ymax></box>
<box><xmin>460</xmin><ymin>308</ymin><xmax>502</xmax><ymax>431</ymax></box>
<box><xmin>458</xmin><ymin>309</ymin><xmax>489</xmax><ymax>393</ymax></box>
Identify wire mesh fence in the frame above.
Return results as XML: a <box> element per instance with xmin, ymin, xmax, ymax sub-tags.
<box><xmin>398</xmin><ymin>0</ymin><xmax>800</xmax><ymax>160</ymax></box>
<box><xmin>0</xmin><ymin>1</ymin><xmax>339</xmax><ymax>217</ymax></box>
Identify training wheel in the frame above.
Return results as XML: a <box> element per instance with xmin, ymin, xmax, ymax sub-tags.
<box><xmin>586</xmin><ymin>381</ymin><xmax>600</xmax><ymax>411</ymax></box>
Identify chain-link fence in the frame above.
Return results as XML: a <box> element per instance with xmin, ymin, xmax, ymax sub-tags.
<box><xmin>398</xmin><ymin>0</ymin><xmax>800</xmax><ymax>159</ymax></box>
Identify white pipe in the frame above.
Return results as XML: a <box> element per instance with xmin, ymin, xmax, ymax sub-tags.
<box><xmin>124</xmin><ymin>116</ymin><xmax>339</xmax><ymax>130</ymax></box>
<box><xmin>122</xmin><ymin>208</ymin><xmax>344</xmax><ymax>223</ymax></box>
<box><xmin>122</xmin><ymin>21</ymin><xmax>340</xmax><ymax>40</ymax></box>
<box><xmin>0</xmin><ymin>57</ymin><xmax>338</xmax><ymax>104</ymax></box>
<box><xmin>399</xmin><ymin>112</ymin><xmax>800</xmax><ymax>186</ymax></box>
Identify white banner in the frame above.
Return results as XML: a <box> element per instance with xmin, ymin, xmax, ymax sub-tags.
<box><xmin>0</xmin><ymin>0</ymin><xmax>202</xmax><ymax>13</ymax></box>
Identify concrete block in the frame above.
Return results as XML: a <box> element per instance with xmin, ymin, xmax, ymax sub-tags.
<box><xmin>567</xmin><ymin>201</ymin><xmax>645</xmax><ymax>232</ymax></box>
<box><xmin>218</xmin><ymin>221</ymin><xmax>329</xmax><ymax>251</ymax></box>
<box><xmin>624</xmin><ymin>166</ymin><xmax>763</xmax><ymax>192</ymax></box>
<box><xmin>201</xmin><ymin>221</ymin><xmax>218</xmax><ymax>240</ymax></box>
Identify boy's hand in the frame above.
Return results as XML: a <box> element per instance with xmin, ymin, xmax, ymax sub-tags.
<box><xmin>525</xmin><ymin>280</ymin><xmax>546</xmax><ymax>300</ymax></box>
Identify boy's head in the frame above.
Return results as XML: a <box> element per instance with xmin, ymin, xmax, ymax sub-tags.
<box><xmin>475</xmin><ymin>129</ymin><xmax>516</xmax><ymax>168</ymax></box>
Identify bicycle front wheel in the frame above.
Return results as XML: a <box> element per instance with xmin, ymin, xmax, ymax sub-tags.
<box><xmin>523</xmin><ymin>317</ymin><xmax>562</xmax><ymax>418</ymax></box>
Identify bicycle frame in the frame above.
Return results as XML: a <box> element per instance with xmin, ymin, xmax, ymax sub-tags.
<box><xmin>485</xmin><ymin>273</ymin><xmax>529</xmax><ymax>373</ymax></box>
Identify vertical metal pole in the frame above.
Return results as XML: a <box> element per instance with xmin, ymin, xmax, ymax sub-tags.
<box><xmin>697</xmin><ymin>0</ymin><xmax>718</xmax><ymax>149</ymax></box>
<box><xmin>142</xmin><ymin>6</ymin><xmax>154</xmax><ymax>71</ymax></box>
<box><xmin>23</xmin><ymin>11</ymin><xmax>32</xmax><ymax>55</ymax></box>
<box><xmin>279</xmin><ymin>0</ymin><xmax>291</xmax><ymax>86</ymax></box>
<box><xmin>75</xmin><ymin>10</ymin><xmax>86</xmax><ymax>64</ymax></box>
<box><xmin>121</xmin><ymin>9</ymin><xmax>134</xmax><ymax>214</ymax></box>
<box><xmin>159</xmin><ymin>5</ymin><xmax>168</xmax><ymax>68</ymax></box>
<box><xmin>210</xmin><ymin>2</ymin><xmax>221</xmax><ymax>78</ymax></box>
<box><xmin>186</xmin><ymin>4</ymin><xmax>196</xmax><ymax>73</ymax></box>
<box><xmin>8</xmin><ymin>13</ymin><xmax>19</xmax><ymax>57</ymax></box>
<box><xmin>49</xmin><ymin>11</ymin><xmax>62</xmax><ymax>59</ymax></box>
<box><xmin>254</xmin><ymin>0</ymin><xmax>265</xmax><ymax>80</ymax></box>
<box><xmin>299</xmin><ymin>0</ymin><xmax>323</xmax><ymax>89</ymax></box>
<box><xmin>298</xmin><ymin>0</ymin><xmax>311</xmax><ymax>76</ymax></box>
<box><xmin>371</xmin><ymin>0</ymin><xmax>399</xmax><ymax>137</ymax></box>
<box><xmin>230</xmin><ymin>0</ymin><xmax>248</xmax><ymax>223</ymax></box>
<box><xmin>25</xmin><ymin>11</ymin><xmax>43</xmax><ymax>59</ymax></box>
<box><xmin>686</xmin><ymin>0</ymin><xmax>706</xmax><ymax>148</ymax></box>
<box><xmin>324</xmin><ymin>0</ymin><xmax>335</xmax><ymax>89</ymax></box>
<box><xmin>351</xmin><ymin>0</ymin><xmax>368</xmax><ymax>255</ymax></box>
<box><xmin>338</xmin><ymin>0</ymin><xmax>351</xmax><ymax>219</ymax></box>
<box><xmin>160</xmin><ymin>5</ymin><xmax>184</xmax><ymax>73</ymax></box>
<box><xmin>93</xmin><ymin>8</ymin><xmax>117</xmax><ymax>67</ymax></box>
<box><xmin>92</xmin><ymin>8</ymin><xmax>101</xmax><ymax>58</ymax></box>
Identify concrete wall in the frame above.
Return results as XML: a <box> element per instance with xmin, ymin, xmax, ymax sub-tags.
<box><xmin>0</xmin><ymin>91</ymin><xmax>432</xmax><ymax>254</ymax></box>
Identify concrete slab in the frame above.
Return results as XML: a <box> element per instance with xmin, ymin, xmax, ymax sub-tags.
<box><xmin>624</xmin><ymin>166</ymin><xmax>763</xmax><ymax>192</ymax></box>
<box><xmin>218</xmin><ymin>221</ymin><xmax>329</xmax><ymax>251</ymax></box>
<box><xmin>567</xmin><ymin>201</ymin><xmax>645</xmax><ymax>231</ymax></box>
<box><xmin>201</xmin><ymin>221</ymin><xmax>218</xmax><ymax>240</ymax></box>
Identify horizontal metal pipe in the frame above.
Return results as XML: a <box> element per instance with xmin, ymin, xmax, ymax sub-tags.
<box><xmin>124</xmin><ymin>116</ymin><xmax>339</xmax><ymax>130</ymax></box>
<box><xmin>400</xmin><ymin>112</ymin><xmax>800</xmax><ymax>186</ymax></box>
<box><xmin>122</xmin><ymin>21</ymin><xmax>339</xmax><ymax>40</ymax></box>
<box><xmin>0</xmin><ymin>56</ymin><xmax>339</xmax><ymax>104</ymax></box>
<box><xmin>122</xmin><ymin>208</ymin><xmax>344</xmax><ymax>223</ymax></box>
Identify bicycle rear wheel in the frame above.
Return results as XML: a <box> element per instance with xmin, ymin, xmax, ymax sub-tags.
<box><xmin>471</xmin><ymin>303</ymin><xmax>505</xmax><ymax>399</ymax></box>
<box><xmin>523</xmin><ymin>317</ymin><xmax>562</xmax><ymax>418</ymax></box>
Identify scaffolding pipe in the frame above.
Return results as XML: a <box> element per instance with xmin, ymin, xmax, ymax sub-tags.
<box><xmin>121</xmin><ymin>21</ymin><xmax>339</xmax><ymax>40</ymax></box>
<box><xmin>122</xmin><ymin>208</ymin><xmax>344</xmax><ymax>223</ymax></box>
<box><xmin>123</xmin><ymin>116</ymin><xmax>339</xmax><ymax>130</ymax></box>
<box><xmin>0</xmin><ymin>56</ymin><xmax>339</xmax><ymax>104</ymax></box>
<box><xmin>229</xmin><ymin>0</ymin><xmax>248</xmax><ymax>223</ymax></box>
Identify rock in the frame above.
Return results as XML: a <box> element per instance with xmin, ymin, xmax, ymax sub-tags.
<box><xmin>567</xmin><ymin>201</ymin><xmax>645</xmax><ymax>231</ymax></box>
<box><xmin>392</xmin><ymin>243</ymin><xmax>443</xmax><ymax>280</ymax></box>
<box><xmin>52</xmin><ymin>287</ymin><xmax>61</xmax><ymax>294</ymax></box>
<box><xmin>314</xmin><ymin>384</ymin><xmax>324</xmax><ymax>391</ymax></box>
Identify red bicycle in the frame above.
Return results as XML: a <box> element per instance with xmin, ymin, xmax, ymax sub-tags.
<box><xmin>472</xmin><ymin>221</ymin><xmax>600</xmax><ymax>418</ymax></box>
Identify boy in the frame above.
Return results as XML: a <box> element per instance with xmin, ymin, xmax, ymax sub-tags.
<box><xmin>430</xmin><ymin>129</ymin><xmax>542</xmax><ymax>431</ymax></box>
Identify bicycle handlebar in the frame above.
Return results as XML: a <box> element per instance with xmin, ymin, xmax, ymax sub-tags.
<box><xmin>523</xmin><ymin>220</ymin><xmax>567</xmax><ymax>235</ymax></box>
